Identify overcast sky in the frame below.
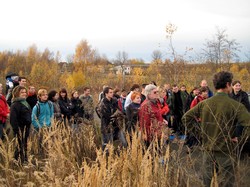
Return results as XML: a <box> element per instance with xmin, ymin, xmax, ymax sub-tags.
<box><xmin>0</xmin><ymin>0</ymin><xmax>249</xmax><ymax>62</ymax></box>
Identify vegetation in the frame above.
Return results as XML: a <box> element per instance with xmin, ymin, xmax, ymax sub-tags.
<box><xmin>0</xmin><ymin>121</ymin><xmax>249</xmax><ymax>186</ymax></box>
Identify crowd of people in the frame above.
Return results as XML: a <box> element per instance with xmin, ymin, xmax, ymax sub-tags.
<box><xmin>0</xmin><ymin>71</ymin><xmax>250</xmax><ymax>186</ymax></box>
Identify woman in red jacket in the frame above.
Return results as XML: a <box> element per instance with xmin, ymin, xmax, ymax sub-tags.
<box><xmin>139</xmin><ymin>84</ymin><xmax>168</xmax><ymax>147</ymax></box>
<box><xmin>190</xmin><ymin>86</ymin><xmax>209</xmax><ymax>109</ymax></box>
<box><xmin>0</xmin><ymin>83</ymin><xmax>10</xmax><ymax>140</ymax></box>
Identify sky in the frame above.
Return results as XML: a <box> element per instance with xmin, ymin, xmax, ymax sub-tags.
<box><xmin>0</xmin><ymin>0</ymin><xmax>250</xmax><ymax>62</ymax></box>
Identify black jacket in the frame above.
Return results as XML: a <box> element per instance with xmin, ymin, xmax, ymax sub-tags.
<box><xmin>126</xmin><ymin>102</ymin><xmax>140</xmax><ymax>132</ymax></box>
<box><xmin>10</xmin><ymin>100</ymin><xmax>31</xmax><ymax>133</ymax></box>
<box><xmin>59</xmin><ymin>98</ymin><xmax>73</xmax><ymax>117</ymax></box>
<box><xmin>100</xmin><ymin>97</ymin><xmax>118</xmax><ymax>133</ymax></box>
<box><xmin>230</xmin><ymin>90</ymin><xmax>250</xmax><ymax>112</ymax></box>
<box><xmin>26</xmin><ymin>94</ymin><xmax>38</xmax><ymax>109</ymax></box>
<box><xmin>71</xmin><ymin>98</ymin><xmax>84</xmax><ymax>118</ymax></box>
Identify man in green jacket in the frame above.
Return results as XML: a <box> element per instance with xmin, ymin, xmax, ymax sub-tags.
<box><xmin>182</xmin><ymin>71</ymin><xmax>250</xmax><ymax>187</ymax></box>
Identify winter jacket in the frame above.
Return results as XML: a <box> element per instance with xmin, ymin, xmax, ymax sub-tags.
<box><xmin>229</xmin><ymin>90</ymin><xmax>250</xmax><ymax>112</ymax></box>
<box><xmin>126</xmin><ymin>102</ymin><xmax>140</xmax><ymax>132</ymax></box>
<box><xmin>71</xmin><ymin>98</ymin><xmax>84</xmax><ymax>118</ymax></box>
<box><xmin>10</xmin><ymin>98</ymin><xmax>31</xmax><ymax>133</ymax></box>
<box><xmin>190</xmin><ymin>95</ymin><xmax>205</xmax><ymax>109</ymax></box>
<box><xmin>52</xmin><ymin>100</ymin><xmax>62</xmax><ymax>121</ymax></box>
<box><xmin>100</xmin><ymin>97</ymin><xmax>119</xmax><ymax>133</ymax></box>
<box><xmin>58</xmin><ymin>98</ymin><xmax>73</xmax><ymax>117</ymax></box>
<box><xmin>0</xmin><ymin>94</ymin><xmax>9</xmax><ymax>124</ymax></box>
<box><xmin>32</xmin><ymin>101</ymin><xmax>54</xmax><ymax>129</ymax></box>
<box><xmin>139</xmin><ymin>99</ymin><xmax>166</xmax><ymax>142</ymax></box>
<box><xmin>182</xmin><ymin>92</ymin><xmax>250</xmax><ymax>153</ymax></box>
<box><xmin>79</xmin><ymin>95</ymin><xmax>94</xmax><ymax>120</ymax></box>
<box><xmin>26</xmin><ymin>93</ymin><xmax>38</xmax><ymax>109</ymax></box>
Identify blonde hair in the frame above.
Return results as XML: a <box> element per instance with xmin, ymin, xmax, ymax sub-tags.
<box><xmin>37</xmin><ymin>89</ymin><xmax>48</xmax><ymax>98</ymax></box>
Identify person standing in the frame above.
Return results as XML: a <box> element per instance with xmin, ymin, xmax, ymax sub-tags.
<box><xmin>31</xmin><ymin>89</ymin><xmax>54</xmax><ymax>131</ymax></box>
<box><xmin>200</xmin><ymin>79</ymin><xmax>213</xmax><ymax>97</ymax></box>
<box><xmin>0</xmin><ymin>83</ymin><xmax>10</xmax><ymax>140</ymax></box>
<box><xmin>10</xmin><ymin>86</ymin><xmax>31</xmax><ymax>163</ymax></box>
<box><xmin>79</xmin><ymin>87</ymin><xmax>94</xmax><ymax>121</ymax></box>
<box><xmin>139</xmin><ymin>84</ymin><xmax>168</xmax><ymax>147</ymax></box>
<box><xmin>71</xmin><ymin>90</ymin><xmax>84</xmax><ymax>128</ymax></box>
<box><xmin>229</xmin><ymin>80</ymin><xmax>250</xmax><ymax>156</ymax></box>
<box><xmin>100</xmin><ymin>87</ymin><xmax>127</xmax><ymax>151</ymax></box>
<box><xmin>169</xmin><ymin>84</ymin><xmax>184</xmax><ymax>135</ymax></box>
<box><xmin>182</xmin><ymin>71</ymin><xmax>250</xmax><ymax>187</ymax></box>
<box><xmin>58</xmin><ymin>88</ymin><xmax>73</xmax><ymax>126</ymax></box>
<box><xmin>190</xmin><ymin>86</ymin><xmax>209</xmax><ymax>108</ymax></box>
<box><xmin>126</xmin><ymin>91</ymin><xmax>141</xmax><ymax>135</ymax></box>
<box><xmin>124</xmin><ymin>84</ymin><xmax>140</xmax><ymax>110</ymax></box>
<box><xmin>48</xmin><ymin>90</ymin><xmax>63</xmax><ymax>122</ymax></box>
<box><xmin>26</xmin><ymin>85</ymin><xmax>38</xmax><ymax>109</ymax></box>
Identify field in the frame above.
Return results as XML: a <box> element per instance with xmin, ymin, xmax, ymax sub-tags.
<box><xmin>0</xmin><ymin>120</ymin><xmax>249</xmax><ymax>187</ymax></box>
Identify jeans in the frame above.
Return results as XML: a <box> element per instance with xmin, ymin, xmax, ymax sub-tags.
<box><xmin>102</xmin><ymin>128</ymin><xmax>127</xmax><ymax>151</ymax></box>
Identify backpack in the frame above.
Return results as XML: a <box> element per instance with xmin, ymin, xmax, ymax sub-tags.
<box><xmin>95</xmin><ymin>98</ymin><xmax>104</xmax><ymax>119</ymax></box>
<box><xmin>36</xmin><ymin>101</ymin><xmax>53</xmax><ymax>117</ymax></box>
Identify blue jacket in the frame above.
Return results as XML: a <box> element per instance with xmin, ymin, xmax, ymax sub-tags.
<box><xmin>32</xmin><ymin>101</ymin><xmax>54</xmax><ymax>129</ymax></box>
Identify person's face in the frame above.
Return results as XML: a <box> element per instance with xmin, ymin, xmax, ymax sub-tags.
<box><xmin>172</xmin><ymin>86</ymin><xmax>179</xmax><ymax>93</ymax></box>
<box><xmin>133</xmin><ymin>95</ymin><xmax>141</xmax><ymax>104</ymax></box>
<box><xmin>159</xmin><ymin>90</ymin><xmax>166</xmax><ymax>98</ymax></box>
<box><xmin>29</xmin><ymin>87</ymin><xmax>36</xmax><ymax>94</ymax></box>
<box><xmin>19</xmin><ymin>79</ymin><xmax>27</xmax><ymax>86</ymax></box>
<box><xmin>180</xmin><ymin>87</ymin><xmax>186</xmax><ymax>92</ymax></box>
<box><xmin>53</xmin><ymin>93</ymin><xmax>59</xmax><ymax>101</ymax></box>
<box><xmin>201</xmin><ymin>91</ymin><xmax>208</xmax><ymax>99</ymax></box>
<box><xmin>40</xmin><ymin>92</ymin><xmax>48</xmax><ymax>102</ymax></box>
<box><xmin>84</xmin><ymin>89</ymin><xmax>91</xmax><ymax>96</ymax></box>
<box><xmin>19</xmin><ymin>89</ymin><xmax>27</xmax><ymax>99</ymax></box>
<box><xmin>233</xmin><ymin>83</ymin><xmax>241</xmax><ymax>93</ymax></box>
<box><xmin>60</xmin><ymin>92</ymin><xmax>66</xmax><ymax>98</ymax></box>
<box><xmin>193</xmin><ymin>89</ymin><xmax>200</xmax><ymax>96</ymax></box>
<box><xmin>106</xmin><ymin>89</ymin><xmax>114</xmax><ymax>99</ymax></box>
<box><xmin>201</xmin><ymin>80</ymin><xmax>207</xmax><ymax>87</ymax></box>
<box><xmin>148</xmin><ymin>88</ymin><xmax>159</xmax><ymax>100</ymax></box>
<box><xmin>121</xmin><ymin>91</ymin><xmax>127</xmax><ymax>97</ymax></box>
<box><xmin>73</xmin><ymin>92</ymin><xmax>79</xmax><ymax>98</ymax></box>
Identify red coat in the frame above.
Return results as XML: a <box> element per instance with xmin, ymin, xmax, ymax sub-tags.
<box><xmin>0</xmin><ymin>95</ymin><xmax>9</xmax><ymax>123</ymax></box>
<box><xmin>190</xmin><ymin>95</ymin><xmax>204</xmax><ymax>109</ymax></box>
<box><xmin>139</xmin><ymin>99</ymin><xmax>166</xmax><ymax>142</ymax></box>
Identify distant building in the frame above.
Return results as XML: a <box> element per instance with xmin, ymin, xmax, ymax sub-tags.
<box><xmin>113</xmin><ymin>65</ymin><xmax>131</xmax><ymax>75</ymax></box>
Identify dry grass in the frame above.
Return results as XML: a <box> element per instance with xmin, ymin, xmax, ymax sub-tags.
<box><xmin>0</xmin><ymin>121</ymin><xmax>249</xmax><ymax>187</ymax></box>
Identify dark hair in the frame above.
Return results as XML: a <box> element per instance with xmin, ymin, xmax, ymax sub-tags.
<box><xmin>151</xmin><ymin>81</ymin><xmax>157</xmax><ymax>86</ymax></box>
<box><xmin>103</xmin><ymin>86</ymin><xmax>113</xmax><ymax>95</ymax></box>
<box><xmin>18</xmin><ymin>76</ymin><xmax>26</xmax><ymax>81</ymax></box>
<box><xmin>48</xmin><ymin>90</ymin><xmax>58</xmax><ymax>101</ymax></box>
<box><xmin>83</xmin><ymin>87</ymin><xmax>90</xmax><ymax>91</ymax></box>
<box><xmin>213</xmin><ymin>71</ymin><xmax>233</xmax><ymax>90</ymax></box>
<box><xmin>199</xmin><ymin>86</ymin><xmax>208</xmax><ymax>93</ymax></box>
<box><xmin>130</xmin><ymin>84</ymin><xmax>140</xmax><ymax>91</ymax></box>
<box><xmin>59</xmin><ymin>88</ymin><xmax>68</xmax><ymax>99</ymax></box>
<box><xmin>141</xmin><ymin>84</ymin><xmax>148</xmax><ymax>89</ymax></box>
<box><xmin>232</xmin><ymin>80</ymin><xmax>241</xmax><ymax>86</ymax></box>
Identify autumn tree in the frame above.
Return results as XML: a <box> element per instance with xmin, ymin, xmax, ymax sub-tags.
<box><xmin>73</xmin><ymin>40</ymin><xmax>96</xmax><ymax>74</ymax></box>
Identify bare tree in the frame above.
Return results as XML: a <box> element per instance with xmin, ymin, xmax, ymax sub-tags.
<box><xmin>114</xmin><ymin>51</ymin><xmax>129</xmax><ymax>88</ymax></box>
<box><xmin>151</xmin><ymin>50</ymin><xmax>163</xmax><ymax>62</ymax></box>
<box><xmin>202</xmin><ymin>27</ymin><xmax>241</xmax><ymax>69</ymax></box>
